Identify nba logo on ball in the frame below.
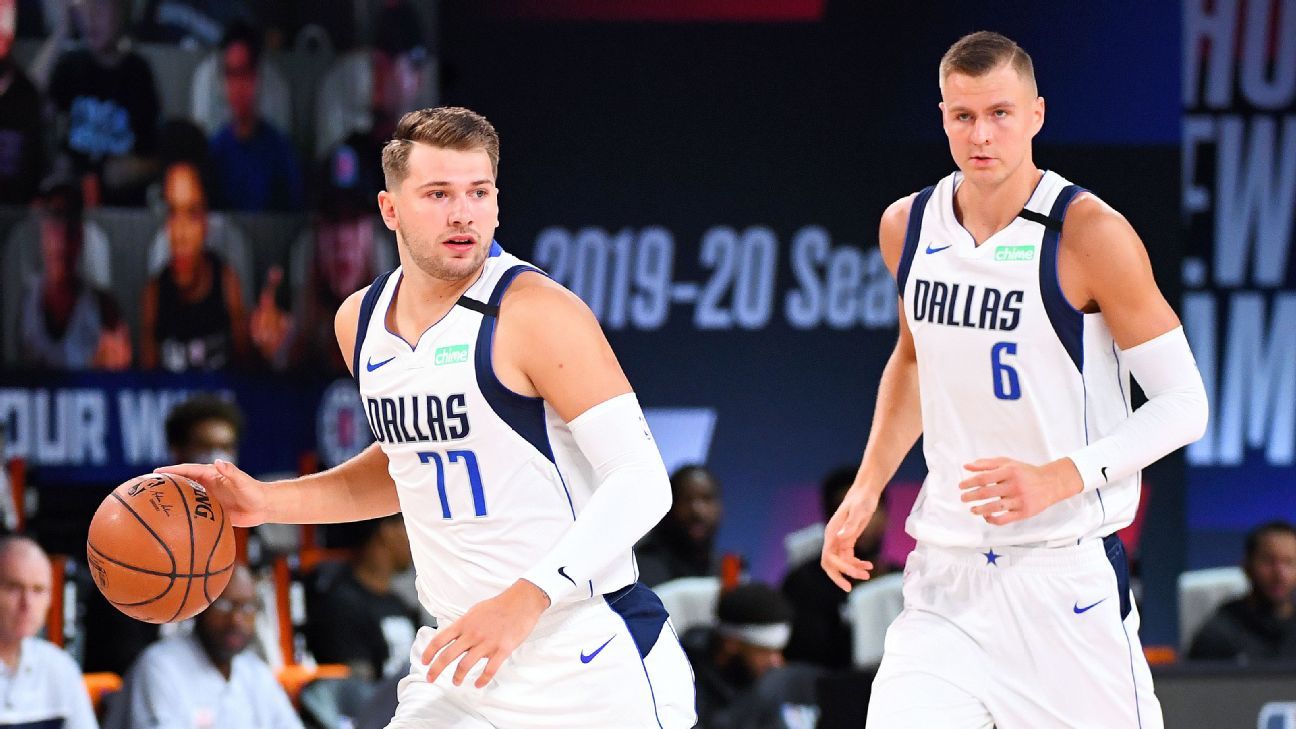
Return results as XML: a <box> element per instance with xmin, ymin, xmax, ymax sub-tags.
<box><xmin>317</xmin><ymin>378</ymin><xmax>374</xmax><ymax>469</ymax></box>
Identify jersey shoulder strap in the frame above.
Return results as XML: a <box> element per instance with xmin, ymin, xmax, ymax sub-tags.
<box><xmin>352</xmin><ymin>268</ymin><xmax>397</xmax><ymax>386</ymax></box>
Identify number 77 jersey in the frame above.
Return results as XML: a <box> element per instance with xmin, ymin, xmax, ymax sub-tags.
<box><xmin>351</xmin><ymin>244</ymin><xmax>637</xmax><ymax>622</ymax></box>
<box><xmin>895</xmin><ymin>171</ymin><xmax>1138</xmax><ymax>549</ymax></box>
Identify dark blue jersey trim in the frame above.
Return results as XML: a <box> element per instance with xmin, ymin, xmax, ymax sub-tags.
<box><xmin>352</xmin><ymin>269</ymin><xmax>396</xmax><ymax>387</ymax></box>
<box><xmin>1039</xmin><ymin>184</ymin><xmax>1087</xmax><ymax>373</ymax></box>
<box><xmin>474</xmin><ymin>264</ymin><xmax>555</xmax><ymax>463</ymax></box>
<box><xmin>895</xmin><ymin>185</ymin><xmax>937</xmax><ymax>299</ymax></box>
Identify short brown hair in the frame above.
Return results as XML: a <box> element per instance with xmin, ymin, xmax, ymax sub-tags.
<box><xmin>381</xmin><ymin>107</ymin><xmax>500</xmax><ymax>190</ymax></box>
<box><xmin>939</xmin><ymin>31</ymin><xmax>1037</xmax><ymax>95</ymax></box>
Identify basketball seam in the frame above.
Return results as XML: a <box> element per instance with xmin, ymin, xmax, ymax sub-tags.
<box><xmin>164</xmin><ymin>474</ymin><xmax>197</xmax><ymax>623</ymax></box>
<box><xmin>203</xmin><ymin>495</ymin><xmax>229</xmax><ymax>605</ymax></box>
<box><xmin>108</xmin><ymin>491</ymin><xmax>178</xmax><ymax>576</ymax></box>
<box><xmin>86</xmin><ymin>542</ymin><xmax>175</xmax><ymax>604</ymax></box>
<box><xmin>85</xmin><ymin>542</ymin><xmax>235</xmax><ymax>579</ymax></box>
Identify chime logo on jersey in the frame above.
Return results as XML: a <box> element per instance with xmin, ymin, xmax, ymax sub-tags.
<box><xmin>910</xmin><ymin>278</ymin><xmax>1024</xmax><ymax>331</ymax></box>
<box><xmin>434</xmin><ymin>344</ymin><xmax>470</xmax><ymax>366</ymax></box>
<box><xmin>994</xmin><ymin>245</ymin><xmax>1036</xmax><ymax>262</ymax></box>
<box><xmin>365</xmin><ymin>393</ymin><xmax>471</xmax><ymax>444</ymax></box>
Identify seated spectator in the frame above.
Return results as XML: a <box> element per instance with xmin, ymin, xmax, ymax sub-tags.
<box><xmin>636</xmin><ymin>465</ymin><xmax>723</xmax><ymax>587</ymax></box>
<box><xmin>0</xmin><ymin>0</ymin><xmax>44</xmax><ymax>205</ymax></box>
<box><xmin>48</xmin><ymin>0</ymin><xmax>159</xmax><ymax>206</ymax></box>
<box><xmin>207</xmin><ymin>21</ymin><xmax>302</xmax><ymax>212</ymax></box>
<box><xmin>140</xmin><ymin>160</ymin><xmax>249</xmax><ymax>371</ymax></box>
<box><xmin>0</xmin><ymin>536</ymin><xmax>98</xmax><ymax>729</ymax></box>
<box><xmin>83</xmin><ymin>394</ymin><xmax>244</xmax><ymax>675</ymax></box>
<box><xmin>781</xmin><ymin>466</ymin><xmax>897</xmax><ymax>669</ymax></box>
<box><xmin>304</xmin><ymin>515</ymin><xmax>418</xmax><ymax>682</ymax></box>
<box><xmin>1189</xmin><ymin>520</ymin><xmax>1296</xmax><ymax>663</ymax></box>
<box><xmin>18</xmin><ymin>175</ymin><xmax>130</xmax><ymax>370</ymax></box>
<box><xmin>106</xmin><ymin>564</ymin><xmax>302</xmax><ymax>729</ymax></box>
<box><xmin>685</xmin><ymin>582</ymin><xmax>813</xmax><ymax>729</ymax></box>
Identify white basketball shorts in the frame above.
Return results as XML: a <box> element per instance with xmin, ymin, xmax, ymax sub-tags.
<box><xmin>867</xmin><ymin>534</ymin><xmax>1164</xmax><ymax>728</ymax></box>
<box><xmin>386</xmin><ymin>582</ymin><xmax>696</xmax><ymax>728</ymax></box>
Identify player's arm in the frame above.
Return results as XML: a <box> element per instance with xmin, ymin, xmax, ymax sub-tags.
<box><xmin>822</xmin><ymin>194</ymin><xmax>924</xmax><ymax>591</ymax></box>
<box><xmin>422</xmin><ymin>272</ymin><xmax>671</xmax><ymax>688</ymax></box>
<box><xmin>960</xmin><ymin>196</ymin><xmax>1208</xmax><ymax>524</ymax></box>
<box><xmin>158</xmin><ymin>288</ymin><xmax>399</xmax><ymax>526</ymax></box>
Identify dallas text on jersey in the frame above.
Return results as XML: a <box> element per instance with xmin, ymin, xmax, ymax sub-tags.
<box><xmin>365</xmin><ymin>394</ymin><xmax>471</xmax><ymax>444</ymax></box>
<box><xmin>910</xmin><ymin>278</ymin><xmax>1025</xmax><ymax>331</ymax></box>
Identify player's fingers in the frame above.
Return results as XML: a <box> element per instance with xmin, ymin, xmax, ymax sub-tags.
<box><xmin>421</xmin><ymin>625</ymin><xmax>458</xmax><ymax>666</ymax></box>
<box><xmin>824</xmin><ymin>552</ymin><xmax>872</xmax><ymax>583</ymax></box>
<box><xmin>155</xmin><ymin>463</ymin><xmax>219</xmax><ymax>487</ymax></box>
<box><xmin>958</xmin><ymin>466</ymin><xmax>1011</xmax><ymax>491</ymax></box>
<box><xmin>424</xmin><ymin>637</ymin><xmax>466</xmax><ymax>683</ymax></box>
<box><xmin>971</xmin><ymin>496</ymin><xmax>1015</xmax><ymax>516</ymax></box>
<box><xmin>820</xmin><ymin>563</ymin><xmax>852</xmax><ymax>593</ymax></box>
<box><xmin>476</xmin><ymin>651</ymin><xmax>507</xmax><ymax>689</ymax></box>
<box><xmin>960</xmin><ymin>481</ymin><xmax>1010</xmax><ymax>503</ymax></box>
<box><xmin>984</xmin><ymin>511</ymin><xmax>1020</xmax><ymax>526</ymax></box>
<box><xmin>963</xmin><ymin>457</ymin><xmax>1009</xmax><ymax>472</ymax></box>
<box><xmin>452</xmin><ymin>644</ymin><xmax>489</xmax><ymax>687</ymax></box>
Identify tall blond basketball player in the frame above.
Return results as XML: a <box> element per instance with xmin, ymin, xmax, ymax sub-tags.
<box><xmin>163</xmin><ymin>107</ymin><xmax>696</xmax><ymax>728</ymax></box>
<box><xmin>821</xmin><ymin>32</ymin><xmax>1208</xmax><ymax>728</ymax></box>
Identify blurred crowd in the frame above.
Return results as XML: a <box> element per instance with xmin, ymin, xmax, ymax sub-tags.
<box><xmin>0</xmin><ymin>0</ymin><xmax>432</xmax><ymax>375</ymax></box>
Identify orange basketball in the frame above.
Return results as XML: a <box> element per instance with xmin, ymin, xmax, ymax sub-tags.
<box><xmin>86</xmin><ymin>473</ymin><xmax>236</xmax><ymax>623</ymax></box>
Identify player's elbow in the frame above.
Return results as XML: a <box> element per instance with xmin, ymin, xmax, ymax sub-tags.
<box><xmin>1184</xmin><ymin>381</ymin><xmax>1209</xmax><ymax>445</ymax></box>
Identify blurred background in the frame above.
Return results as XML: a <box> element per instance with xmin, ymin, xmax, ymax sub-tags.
<box><xmin>0</xmin><ymin>0</ymin><xmax>1292</xmax><ymax>727</ymax></box>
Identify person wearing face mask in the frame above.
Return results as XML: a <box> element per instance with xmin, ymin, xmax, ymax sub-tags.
<box><xmin>81</xmin><ymin>394</ymin><xmax>244</xmax><ymax>676</ymax></box>
<box><xmin>140</xmin><ymin>160</ymin><xmax>250</xmax><ymax>372</ymax></box>
<box><xmin>105</xmin><ymin>565</ymin><xmax>302</xmax><ymax>729</ymax></box>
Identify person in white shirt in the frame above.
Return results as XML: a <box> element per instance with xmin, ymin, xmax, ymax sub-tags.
<box><xmin>105</xmin><ymin>565</ymin><xmax>301</xmax><ymax>729</ymax></box>
<box><xmin>0</xmin><ymin>535</ymin><xmax>98</xmax><ymax>729</ymax></box>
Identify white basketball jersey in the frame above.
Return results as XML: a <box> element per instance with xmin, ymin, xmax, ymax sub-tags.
<box><xmin>898</xmin><ymin>171</ymin><xmax>1138</xmax><ymax>548</ymax></box>
<box><xmin>353</xmin><ymin>245</ymin><xmax>636</xmax><ymax>621</ymax></box>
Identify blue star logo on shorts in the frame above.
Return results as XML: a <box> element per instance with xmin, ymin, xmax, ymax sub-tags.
<box><xmin>983</xmin><ymin>549</ymin><xmax>1001</xmax><ymax>566</ymax></box>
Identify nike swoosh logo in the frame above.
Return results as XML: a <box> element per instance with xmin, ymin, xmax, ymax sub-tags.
<box><xmin>925</xmin><ymin>243</ymin><xmax>952</xmax><ymax>254</ymax></box>
<box><xmin>1074</xmin><ymin>598</ymin><xmax>1107</xmax><ymax>614</ymax></box>
<box><xmin>366</xmin><ymin>355</ymin><xmax>396</xmax><ymax>372</ymax></box>
<box><xmin>1101</xmin><ymin>466</ymin><xmax>1109</xmax><ymax>482</ymax></box>
<box><xmin>580</xmin><ymin>635</ymin><xmax>615</xmax><ymax>664</ymax></box>
<box><xmin>558</xmin><ymin>566</ymin><xmax>576</xmax><ymax>587</ymax></box>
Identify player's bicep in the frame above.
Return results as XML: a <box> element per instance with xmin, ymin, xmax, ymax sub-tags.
<box><xmin>334</xmin><ymin>289</ymin><xmax>367</xmax><ymax>376</ymax></box>
<box><xmin>506</xmin><ymin>281</ymin><xmax>632</xmax><ymax>423</ymax></box>
<box><xmin>1069</xmin><ymin>202</ymin><xmax>1180</xmax><ymax>349</ymax></box>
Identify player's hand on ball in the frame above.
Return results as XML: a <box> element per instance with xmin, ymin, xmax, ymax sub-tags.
<box><xmin>820</xmin><ymin>487</ymin><xmax>878</xmax><ymax>593</ymax></box>
<box><xmin>155</xmin><ymin>459</ymin><xmax>269</xmax><ymax>528</ymax></box>
<box><xmin>959</xmin><ymin>457</ymin><xmax>1084</xmax><ymax>525</ymax></box>
<box><xmin>423</xmin><ymin>579</ymin><xmax>551</xmax><ymax>689</ymax></box>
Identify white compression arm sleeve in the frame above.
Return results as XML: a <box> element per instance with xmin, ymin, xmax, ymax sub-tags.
<box><xmin>522</xmin><ymin>393</ymin><xmax>672</xmax><ymax>606</ymax></box>
<box><xmin>1067</xmin><ymin>326</ymin><xmax>1208</xmax><ymax>491</ymax></box>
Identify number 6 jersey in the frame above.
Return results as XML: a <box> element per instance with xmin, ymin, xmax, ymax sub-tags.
<box><xmin>352</xmin><ymin>244</ymin><xmax>636</xmax><ymax>621</ymax></box>
<box><xmin>897</xmin><ymin>170</ymin><xmax>1137</xmax><ymax>549</ymax></box>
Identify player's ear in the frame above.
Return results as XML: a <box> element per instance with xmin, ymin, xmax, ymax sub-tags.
<box><xmin>377</xmin><ymin>190</ymin><xmax>399</xmax><ymax>232</ymax></box>
<box><xmin>1031</xmin><ymin>96</ymin><xmax>1045</xmax><ymax>136</ymax></box>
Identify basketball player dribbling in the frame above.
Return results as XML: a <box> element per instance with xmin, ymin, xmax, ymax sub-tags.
<box><xmin>820</xmin><ymin>32</ymin><xmax>1209</xmax><ymax>728</ymax></box>
<box><xmin>163</xmin><ymin>107</ymin><xmax>696</xmax><ymax>728</ymax></box>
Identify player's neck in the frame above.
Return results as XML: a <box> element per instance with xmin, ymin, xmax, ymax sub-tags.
<box><xmin>389</xmin><ymin>265</ymin><xmax>482</xmax><ymax>335</ymax></box>
<box><xmin>955</xmin><ymin>165</ymin><xmax>1043</xmax><ymax>245</ymax></box>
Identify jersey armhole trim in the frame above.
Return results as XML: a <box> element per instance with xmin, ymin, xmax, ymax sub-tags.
<box><xmin>474</xmin><ymin>264</ymin><xmax>555</xmax><ymax>463</ymax></box>
<box><xmin>352</xmin><ymin>269</ymin><xmax>396</xmax><ymax>387</ymax></box>
<box><xmin>895</xmin><ymin>185</ymin><xmax>937</xmax><ymax>299</ymax></box>
<box><xmin>1039</xmin><ymin>184</ymin><xmax>1087</xmax><ymax>373</ymax></box>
